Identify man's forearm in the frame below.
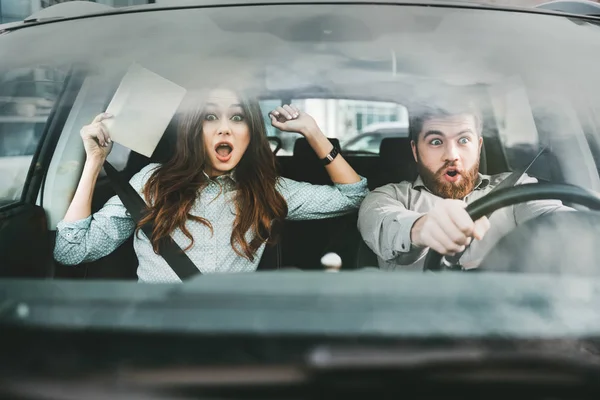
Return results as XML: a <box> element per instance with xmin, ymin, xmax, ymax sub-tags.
<box><xmin>359</xmin><ymin>207</ymin><xmax>425</xmax><ymax>261</ymax></box>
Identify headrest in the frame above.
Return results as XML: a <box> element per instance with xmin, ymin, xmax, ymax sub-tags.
<box><xmin>379</xmin><ymin>137</ymin><xmax>413</xmax><ymax>162</ymax></box>
<box><xmin>290</xmin><ymin>137</ymin><xmax>340</xmax><ymax>185</ymax></box>
<box><xmin>293</xmin><ymin>137</ymin><xmax>340</xmax><ymax>159</ymax></box>
<box><xmin>379</xmin><ymin>137</ymin><xmax>418</xmax><ymax>183</ymax></box>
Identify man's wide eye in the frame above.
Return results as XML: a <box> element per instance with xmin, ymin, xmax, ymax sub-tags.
<box><xmin>430</xmin><ymin>139</ymin><xmax>442</xmax><ymax>146</ymax></box>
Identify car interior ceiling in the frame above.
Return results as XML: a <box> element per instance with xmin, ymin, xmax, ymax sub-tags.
<box><xmin>43</xmin><ymin>71</ymin><xmax>582</xmax><ymax>281</ymax></box>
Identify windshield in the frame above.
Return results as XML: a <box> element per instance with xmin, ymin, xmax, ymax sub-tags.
<box><xmin>1</xmin><ymin>3</ymin><xmax>600</xmax><ymax>323</ymax></box>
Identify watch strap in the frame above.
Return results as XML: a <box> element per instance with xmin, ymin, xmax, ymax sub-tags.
<box><xmin>322</xmin><ymin>146</ymin><xmax>339</xmax><ymax>165</ymax></box>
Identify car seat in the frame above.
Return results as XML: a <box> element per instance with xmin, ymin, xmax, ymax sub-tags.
<box><xmin>280</xmin><ymin>137</ymin><xmax>360</xmax><ymax>270</ymax></box>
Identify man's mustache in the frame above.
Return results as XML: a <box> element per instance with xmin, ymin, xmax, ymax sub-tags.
<box><xmin>436</xmin><ymin>161</ymin><xmax>461</xmax><ymax>176</ymax></box>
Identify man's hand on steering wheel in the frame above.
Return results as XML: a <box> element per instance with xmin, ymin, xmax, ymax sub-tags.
<box><xmin>410</xmin><ymin>199</ymin><xmax>491</xmax><ymax>256</ymax></box>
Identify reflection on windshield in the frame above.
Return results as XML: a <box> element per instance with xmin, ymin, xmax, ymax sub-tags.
<box><xmin>0</xmin><ymin>66</ymin><xmax>66</xmax><ymax>202</ymax></box>
<box><xmin>0</xmin><ymin>3</ymin><xmax>599</xmax><ymax>286</ymax></box>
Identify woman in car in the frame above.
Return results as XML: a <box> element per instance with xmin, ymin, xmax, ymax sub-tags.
<box><xmin>53</xmin><ymin>88</ymin><xmax>369</xmax><ymax>282</ymax></box>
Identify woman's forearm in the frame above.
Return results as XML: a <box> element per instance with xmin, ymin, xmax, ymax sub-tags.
<box><xmin>63</xmin><ymin>158</ymin><xmax>104</xmax><ymax>223</ymax></box>
<box><xmin>302</xmin><ymin>127</ymin><xmax>361</xmax><ymax>184</ymax></box>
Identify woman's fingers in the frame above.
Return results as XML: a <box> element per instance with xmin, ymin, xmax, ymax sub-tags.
<box><xmin>81</xmin><ymin>112</ymin><xmax>115</xmax><ymax>147</ymax></box>
<box><xmin>92</xmin><ymin>112</ymin><xmax>113</xmax><ymax>124</ymax></box>
<box><xmin>275</xmin><ymin>106</ymin><xmax>293</xmax><ymax>120</ymax></box>
<box><xmin>270</xmin><ymin>105</ymin><xmax>301</xmax><ymax>123</ymax></box>
<box><xmin>283</xmin><ymin>104</ymin><xmax>298</xmax><ymax>119</ymax></box>
<box><xmin>81</xmin><ymin>123</ymin><xmax>107</xmax><ymax>147</ymax></box>
<box><xmin>270</xmin><ymin>113</ymin><xmax>284</xmax><ymax>129</ymax></box>
<box><xmin>91</xmin><ymin>113</ymin><xmax>105</xmax><ymax>124</ymax></box>
<box><xmin>95</xmin><ymin>126</ymin><xmax>106</xmax><ymax>147</ymax></box>
<box><xmin>98</xmin><ymin>124</ymin><xmax>112</xmax><ymax>147</ymax></box>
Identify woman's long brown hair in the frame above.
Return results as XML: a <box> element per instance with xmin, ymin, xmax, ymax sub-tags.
<box><xmin>136</xmin><ymin>92</ymin><xmax>288</xmax><ymax>261</ymax></box>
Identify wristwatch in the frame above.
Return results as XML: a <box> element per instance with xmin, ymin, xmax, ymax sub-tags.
<box><xmin>321</xmin><ymin>146</ymin><xmax>339</xmax><ymax>165</ymax></box>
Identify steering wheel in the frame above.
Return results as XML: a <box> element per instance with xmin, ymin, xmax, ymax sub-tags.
<box><xmin>423</xmin><ymin>183</ymin><xmax>600</xmax><ymax>272</ymax></box>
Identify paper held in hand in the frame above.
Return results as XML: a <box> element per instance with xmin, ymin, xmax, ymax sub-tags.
<box><xmin>103</xmin><ymin>63</ymin><xmax>187</xmax><ymax>157</ymax></box>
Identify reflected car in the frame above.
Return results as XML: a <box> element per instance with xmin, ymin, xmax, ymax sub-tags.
<box><xmin>342</xmin><ymin>121</ymin><xmax>409</xmax><ymax>154</ymax></box>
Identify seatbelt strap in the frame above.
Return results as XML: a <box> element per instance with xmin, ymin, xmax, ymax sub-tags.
<box><xmin>103</xmin><ymin>161</ymin><xmax>201</xmax><ymax>280</ymax></box>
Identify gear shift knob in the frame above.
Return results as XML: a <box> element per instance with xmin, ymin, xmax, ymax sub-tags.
<box><xmin>321</xmin><ymin>252</ymin><xmax>342</xmax><ymax>272</ymax></box>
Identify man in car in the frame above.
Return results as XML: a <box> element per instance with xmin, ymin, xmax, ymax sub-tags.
<box><xmin>357</xmin><ymin>99</ymin><xmax>574</xmax><ymax>270</ymax></box>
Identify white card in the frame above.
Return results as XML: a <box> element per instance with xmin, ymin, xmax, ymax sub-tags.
<box><xmin>103</xmin><ymin>63</ymin><xmax>187</xmax><ymax>157</ymax></box>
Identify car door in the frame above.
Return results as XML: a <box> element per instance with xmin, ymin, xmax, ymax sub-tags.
<box><xmin>0</xmin><ymin>65</ymin><xmax>81</xmax><ymax>278</ymax></box>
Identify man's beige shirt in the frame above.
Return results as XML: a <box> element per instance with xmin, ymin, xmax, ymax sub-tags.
<box><xmin>357</xmin><ymin>173</ymin><xmax>574</xmax><ymax>270</ymax></box>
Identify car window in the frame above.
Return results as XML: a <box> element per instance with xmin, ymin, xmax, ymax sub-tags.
<box><xmin>343</xmin><ymin>134</ymin><xmax>382</xmax><ymax>153</ymax></box>
<box><xmin>261</xmin><ymin>98</ymin><xmax>407</xmax><ymax>154</ymax></box>
<box><xmin>0</xmin><ymin>66</ymin><xmax>67</xmax><ymax>205</ymax></box>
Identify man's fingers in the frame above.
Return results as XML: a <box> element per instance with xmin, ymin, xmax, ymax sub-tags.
<box><xmin>446</xmin><ymin>203</ymin><xmax>475</xmax><ymax>236</ymax></box>
<box><xmin>430</xmin><ymin>208</ymin><xmax>471</xmax><ymax>246</ymax></box>
<box><xmin>418</xmin><ymin>200</ymin><xmax>491</xmax><ymax>259</ymax></box>
<box><xmin>428</xmin><ymin>223</ymin><xmax>466</xmax><ymax>254</ymax></box>
<box><xmin>473</xmin><ymin>216</ymin><xmax>491</xmax><ymax>240</ymax></box>
<box><xmin>425</xmin><ymin>236</ymin><xmax>450</xmax><ymax>256</ymax></box>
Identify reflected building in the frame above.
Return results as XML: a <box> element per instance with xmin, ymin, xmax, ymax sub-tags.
<box><xmin>0</xmin><ymin>0</ymin><xmax>153</xmax><ymax>24</ymax></box>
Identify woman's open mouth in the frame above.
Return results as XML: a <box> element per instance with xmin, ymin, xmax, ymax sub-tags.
<box><xmin>443</xmin><ymin>168</ymin><xmax>461</xmax><ymax>183</ymax></box>
<box><xmin>215</xmin><ymin>142</ymin><xmax>234</xmax><ymax>162</ymax></box>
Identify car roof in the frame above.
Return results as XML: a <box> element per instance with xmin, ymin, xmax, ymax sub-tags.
<box><xmin>2</xmin><ymin>0</ymin><xmax>600</xmax><ymax>33</ymax></box>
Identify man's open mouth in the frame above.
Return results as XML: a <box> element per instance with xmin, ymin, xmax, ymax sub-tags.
<box><xmin>215</xmin><ymin>142</ymin><xmax>233</xmax><ymax>162</ymax></box>
<box><xmin>442</xmin><ymin>167</ymin><xmax>461</xmax><ymax>182</ymax></box>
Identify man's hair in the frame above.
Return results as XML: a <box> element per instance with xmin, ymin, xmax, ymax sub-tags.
<box><xmin>408</xmin><ymin>98</ymin><xmax>483</xmax><ymax>142</ymax></box>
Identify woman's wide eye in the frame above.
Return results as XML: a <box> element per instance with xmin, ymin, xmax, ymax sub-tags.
<box><xmin>205</xmin><ymin>114</ymin><xmax>217</xmax><ymax>121</ymax></box>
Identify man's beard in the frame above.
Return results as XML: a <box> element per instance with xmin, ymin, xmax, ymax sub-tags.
<box><xmin>417</xmin><ymin>157</ymin><xmax>480</xmax><ymax>199</ymax></box>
